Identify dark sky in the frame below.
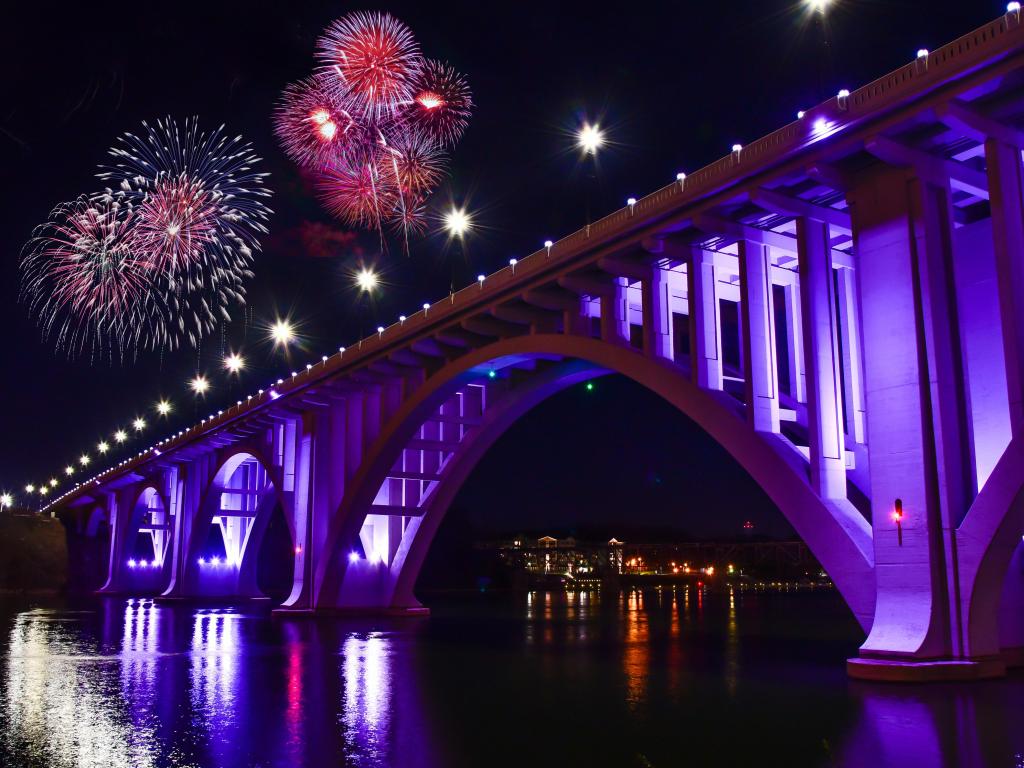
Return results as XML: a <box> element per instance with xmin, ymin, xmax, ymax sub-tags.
<box><xmin>0</xmin><ymin>1</ymin><xmax>996</xmax><ymax>535</ymax></box>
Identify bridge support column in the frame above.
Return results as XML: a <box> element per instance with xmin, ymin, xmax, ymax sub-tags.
<box><xmin>642</xmin><ymin>264</ymin><xmax>673</xmax><ymax>359</ymax></box>
<box><xmin>836</xmin><ymin>266</ymin><xmax>867</xmax><ymax>443</ymax></box>
<box><xmin>847</xmin><ymin>167</ymin><xmax>998</xmax><ymax>680</ymax></box>
<box><xmin>798</xmin><ymin>218</ymin><xmax>847</xmax><ymax>499</ymax></box>
<box><xmin>739</xmin><ymin>240</ymin><xmax>780</xmax><ymax>433</ymax></box>
<box><xmin>600</xmin><ymin>277</ymin><xmax>630</xmax><ymax>344</ymax></box>
<box><xmin>986</xmin><ymin>138</ymin><xmax>1024</xmax><ymax>436</ymax></box>
<box><xmin>688</xmin><ymin>248</ymin><xmax>723</xmax><ymax>390</ymax></box>
<box><xmin>781</xmin><ymin>276</ymin><xmax>806</xmax><ymax>404</ymax></box>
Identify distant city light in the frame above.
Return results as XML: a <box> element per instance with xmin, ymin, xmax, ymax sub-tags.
<box><xmin>224</xmin><ymin>353</ymin><xmax>245</xmax><ymax>374</ymax></box>
<box><xmin>577</xmin><ymin>123</ymin><xmax>604</xmax><ymax>154</ymax></box>
<box><xmin>271</xmin><ymin>319</ymin><xmax>295</xmax><ymax>347</ymax></box>
<box><xmin>355</xmin><ymin>268</ymin><xmax>379</xmax><ymax>292</ymax></box>
<box><xmin>190</xmin><ymin>375</ymin><xmax>210</xmax><ymax>396</ymax></box>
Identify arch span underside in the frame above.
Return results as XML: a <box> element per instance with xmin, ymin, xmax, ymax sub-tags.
<box><xmin>308</xmin><ymin>335</ymin><xmax>877</xmax><ymax>629</ymax></box>
<box><xmin>168</xmin><ymin>448</ymin><xmax>294</xmax><ymax>600</ymax></box>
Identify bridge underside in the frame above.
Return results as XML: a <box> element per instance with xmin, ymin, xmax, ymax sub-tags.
<box><xmin>59</xmin><ymin>12</ymin><xmax>1024</xmax><ymax>680</ymax></box>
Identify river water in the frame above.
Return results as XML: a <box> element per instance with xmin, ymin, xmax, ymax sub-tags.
<box><xmin>0</xmin><ymin>587</ymin><xmax>1020</xmax><ymax>767</ymax></box>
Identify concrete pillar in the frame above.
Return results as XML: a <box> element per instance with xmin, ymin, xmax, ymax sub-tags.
<box><xmin>345</xmin><ymin>394</ymin><xmax>364</xmax><ymax>482</ymax></box>
<box><xmin>836</xmin><ymin>266</ymin><xmax>867</xmax><ymax>443</ymax></box>
<box><xmin>642</xmin><ymin>264</ymin><xmax>673</xmax><ymax>359</ymax></box>
<box><xmin>797</xmin><ymin>217</ymin><xmax>847</xmax><ymax>499</ymax></box>
<box><xmin>687</xmin><ymin>248</ymin><xmax>723</xmax><ymax>390</ymax></box>
<box><xmin>782</xmin><ymin>278</ymin><xmax>807</xmax><ymax>403</ymax></box>
<box><xmin>285</xmin><ymin>415</ymin><xmax>316</xmax><ymax>608</ymax></box>
<box><xmin>848</xmin><ymin>167</ymin><xmax>978</xmax><ymax>673</ymax></box>
<box><xmin>600</xmin><ymin>277</ymin><xmax>630</xmax><ymax>344</ymax></box>
<box><xmin>985</xmin><ymin>138</ymin><xmax>1024</xmax><ymax>437</ymax></box>
<box><xmin>738</xmin><ymin>240</ymin><xmax>781</xmax><ymax>433</ymax></box>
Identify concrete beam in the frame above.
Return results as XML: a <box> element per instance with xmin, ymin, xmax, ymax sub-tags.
<box><xmin>936</xmin><ymin>100</ymin><xmax>1024</xmax><ymax>149</ymax></box>
<box><xmin>865</xmin><ymin>135</ymin><xmax>989</xmax><ymax>198</ymax></box>
<box><xmin>752</xmin><ymin>187</ymin><xmax>852</xmax><ymax>229</ymax></box>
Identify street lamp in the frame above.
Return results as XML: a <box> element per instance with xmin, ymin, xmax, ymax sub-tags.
<box><xmin>355</xmin><ymin>268</ymin><xmax>379</xmax><ymax>293</ymax></box>
<box><xmin>443</xmin><ymin>207</ymin><xmax>471</xmax><ymax>239</ymax></box>
<box><xmin>577</xmin><ymin>123</ymin><xmax>604</xmax><ymax>155</ymax></box>
<box><xmin>271</xmin><ymin>319</ymin><xmax>295</xmax><ymax>348</ymax></box>
<box><xmin>224</xmin><ymin>353</ymin><xmax>245</xmax><ymax>374</ymax></box>
<box><xmin>190</xmin><ymin>375</ymin><xmax>210</xmax><ymax>396</ymax></box>
<box><xmin>0</xmin><ymin>493</ymin><xmax>11</xmax><ymax>511</ymax></box>
<box><xmin>156</xmin><ymin>400</ymin><xmax>171</xmax><ymax>416</ymax></box>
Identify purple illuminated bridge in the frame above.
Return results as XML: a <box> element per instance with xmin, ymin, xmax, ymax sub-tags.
<box><xmin>50</xmin><ymin>11</ymin><xmax>1024</xmax><ymax>681</ymax></box>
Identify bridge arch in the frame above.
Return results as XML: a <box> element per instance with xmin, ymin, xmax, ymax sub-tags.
<box><xmin>312</xmin><ymin>334</ymin><xmax>876</xmax><ymax>628</ymax></box>
<box><xmin>175</xmin><ymin>445</ymin><xmax>294</xmax><ymax>599</ymax></box>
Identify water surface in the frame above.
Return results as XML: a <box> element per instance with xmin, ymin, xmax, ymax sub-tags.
<box><xmin>0</xmin><ymin>588</ymin><xmax>1021</xmax><ymax>767</ymax></box>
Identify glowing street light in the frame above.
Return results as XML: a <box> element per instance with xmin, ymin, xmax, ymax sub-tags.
<box><xmin>156</xmin><ymin>400</ymin><xmax>171</xmax><ymax>416</ymax></box>
<box><xmin>0</xmin><ymin>493</ymin><xmax>11</xmax><ymax>510</ymax></box>
<box><xmin>79</xmin><ymin>455</ymin><xmax>91</xmax><ymax>466</ymax></box>
<box><xmin>49</xmin><ymin>478</ymin><xmax>57</xmax><ymax>487</ymax></box>
<box><xmin>806</xmin><ymin>0</ymin><xmax>831</xmax><ymax>12</ymax></box>
<box><xmin>271</xmin><ymin>319</ymin><xmax>295</xmax><ymax>347</ymax></box>
<box><xmin>224</xmin><ymin>353</ymin><xmax>245</xmax><ymax>374</ymax></box>
<box><xmin>190</xmin><ymin>375</ymin><xmax>210</xmax><ymax>396</ymax></box>
<box><xmin>97</xmin><ymin>441</ymin><xmax>109</xmax><ymax>454</ymax></box>
<box><xmin>355</xmin><ymin>268</ymin><xmax>379</xmax><ymax>293</ymax></box>
<box><xmin>64</xmin><ymin>466</ymin><xmax>74</xmax><ymax>476</ymax></box>
<box><xmin>133</xmin><ymin>418</ymin><xmax>146</xmax><ymax>432</ymax></box>
<box><xmin>24</xmin><ymin>484</ymin><xmax>35</xmax><ymax>494</ymax></box>
<box><xmin>114</xmin><ymin>429</ymin><xmax>128</xmax><ymax>443</ymax></box>
<box><xmin>577</xmin><ymin>123</ymin><xmax>604</xmax><ymax>154</ymax></box>
<box><xmin>443</xmin><ymin>207</ymin><xmax>471</xmax><ymax>238</ymax></box>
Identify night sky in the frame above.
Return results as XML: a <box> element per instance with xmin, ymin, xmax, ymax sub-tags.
<box><xmin>0</xmin><ymin>1</ymin><xmax>996</xmax><ymax>537</ymax></box>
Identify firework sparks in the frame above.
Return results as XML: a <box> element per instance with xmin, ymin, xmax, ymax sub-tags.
<box><xmin>410</xmin><ymin>60</ymin><xmax>473</xmax><ymax>146</ymax></box>
<box><xmin>274</xmin><ymin>75</ymin><xmax>360</xmax><ymax>170</ymax></box>
<box><xmin>277</xmin><ymin>13</ymin><xmax>471</xmax><ymax>245</ymax></box>
<box><xmin>316</xmin><ymin>11</ymin><xmax>422</xmax><ymax>122</ymax></box>
<box><xmin>97</xmin><ymin>116</ymin><xmax>272</xmax><ymax>351</ymax></box>
<box><xmin>20</xmin><ymin>196</ymin><xmax>157</xmax><ymax>358</ymax></box>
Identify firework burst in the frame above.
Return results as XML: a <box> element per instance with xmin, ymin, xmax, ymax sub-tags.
<box><xmin>410</xmin><ymin>60</ymin><xmax>473</xmax><ymax>147</ymax></box>
<box><xmin>274</xmin><ymin>75</ymin><xmax>359</xmax><ymax>169</ymax></box>
<box><xmin>316</xmin><ymin>11</ymin><xmax>421</xmax><ymax>122</ymax></box>
<box><xmin>20</xmin><ymin>196</ymin><xmax>161</xmax><ymax>357</ymax></box>
<box><xmin>279</xmin><ymin>12</ymin><xmax>471</xmax><ymax>245</ymax></box>
<box><xmin>97</xmin><ymin>116</ymin><xmax>272</xmax><ymax>350</ymax></box>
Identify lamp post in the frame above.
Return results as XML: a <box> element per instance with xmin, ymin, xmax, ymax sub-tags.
<box><xmin>577</xmin><ymin>122</ymin><xmax>604</xmax><ymax>225</ymax></box>
<box><xmin>443</xmin><ymin>207</ymin><xmax>472</xmax><ymax>292</ymax></box>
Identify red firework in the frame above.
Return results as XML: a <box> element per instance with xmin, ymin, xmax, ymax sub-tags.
<box><xmin>135</xmin><ymin>176</ymin><xmax>218</xmax><ymax>272</ymax></box>
<box><xmin>316</xmin><ymin>11</ymin><xmax>422</xmax><ymax>121</ymax></box>
<box><xmin>410</xmin><ymin>60</ymin><xmax>473</xmax><ymax>146</ymax></box>
<box><xmin>274</xmin><ymin>75</ymin><xmax>358</xmax><ymax>169</ymax></box>
<box><xmin>318</xmin><ymin>157</ymin><xmax>398</xmax><ymax>229</ymax></box>
<box><xmin>382</xmin><ymin>128</ymin><xmax>447</xmax><ymax>198</ymax></box>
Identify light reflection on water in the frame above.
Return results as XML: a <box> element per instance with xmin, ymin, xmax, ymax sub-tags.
<box><xmin>0</xmin><ymin>589</ymin><xmax>1021</xmax><ymax>767</ymax></box>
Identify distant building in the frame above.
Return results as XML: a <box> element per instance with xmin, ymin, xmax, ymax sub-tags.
<box><xmin>476</xmin><ymin>534</ymin><xmax>823</xmax><ymax>583</ymax></box>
